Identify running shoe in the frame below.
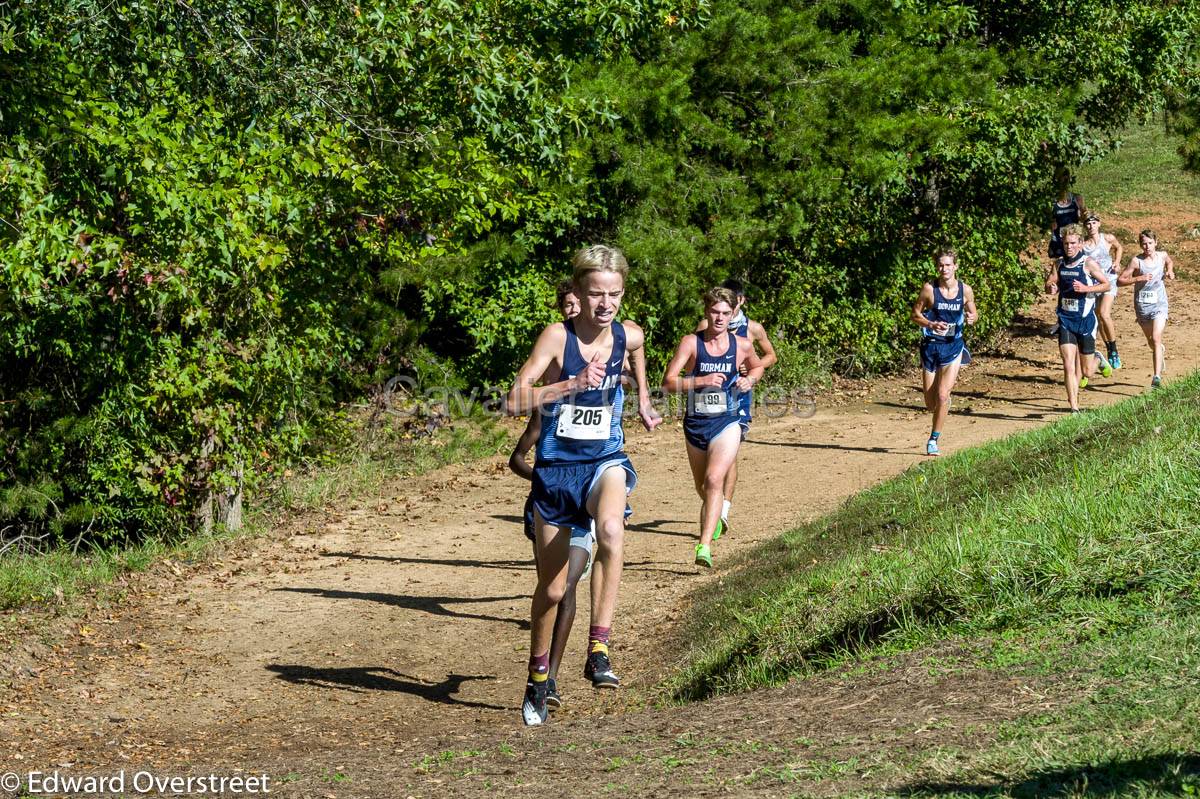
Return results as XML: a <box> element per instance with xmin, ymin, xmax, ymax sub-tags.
<box><xmin>926</xmin><ymin>438</ymin><xmax>940</xmax><ymax>457</ymax></box>
<box><xmin>1111</xmin><ymin>353</ymin><xmax>1122</xmax><ymax>369</ymax></box>
<box><xmin>1100</xmin><ymin>363</ymin><xmax>1113</xmax><ymax>378</ymax></box>
<box><xmin>694</xmin><ymin>543</ymin><xmax>713</xmax><ymax>568</ymax></box>
<box><xmin>713</xmin><ymin>517</ymin><xmax>725</xmax><ymax>542</ymax></box>
<box><xmin>1079</xmin><ymin>376</ymin><xmax>1089</xmax><ymax>389</ymax></box>
<box><xmin>584</xmin><ymin>650</ymin><xmax>620</xmax><ymax>689</ymax></box>
<box><xmin>1151</xmin><ymin>375</ymin><xmax>1162</xmax><ymax>389</ymax></box>
<box><xmin>545</xmin><ymin>677</ymin><xmax>562</xmax><ymax>711</ymax></box>
<box><xmin>521</xmin><ymin>679</ymin><xmax>549</xmax><ymax>726</ymax></box>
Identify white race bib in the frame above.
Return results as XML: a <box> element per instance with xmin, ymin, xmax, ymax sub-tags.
<box><xmin>941</xmin><ymin>323</ymin><xmax>957</xmax><ymax>338</ymax></box>
<box><xmin>692</xmin><ymin>390</ymin><xmax>729</xmax><ymax>416</ymax></box>
<box><xmin>556</xmin><ymin>404</ymin><xmax>612</xmax><ymax>440</ymax></box>
<box><xmin>1138</xmin><ymin>288</ymin><xmax>1158</xmax><ymax>305</ymax></box>
<box><xmin>1061</xmin><ymin>298</ymin><xmax>1080</xmax><ymax>313</ymax></box>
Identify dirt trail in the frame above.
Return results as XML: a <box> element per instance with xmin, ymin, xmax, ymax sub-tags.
<box><xmin>2</xmin><ymin>206</ymin><xmax>1198</xmax><ymax>796</ymax></box>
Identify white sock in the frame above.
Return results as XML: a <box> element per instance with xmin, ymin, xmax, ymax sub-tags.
<box><xmin>721</xmin><ymin>499</ymin><xmax>731</xmax><ymax>522</ymax></box>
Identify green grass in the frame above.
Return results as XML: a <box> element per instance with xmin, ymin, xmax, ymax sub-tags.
<box><xmin>669</xmin><ymin>371</ymin><xmax>1200</xmax><ymax>703</ymax></box>
<box><xmin>1075</xmin><ymin>120</ymin><xmax>1200</xmax><ymax>212</ymax></box>
<box><xmin>0</xmin><ymin>413</ymin><xmax>510</xmax><ymax>614</ymax></box>
<box><xmin>667</xmin><ymin>372</ymin><xmax>1200</xmax><ymax>795</ymax></box>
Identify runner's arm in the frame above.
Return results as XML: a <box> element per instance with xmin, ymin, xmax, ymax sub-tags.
<box><xmin>1117</xmin><ymin>258</ymin><xmax>1143</xmax><ymax>287</ymax></box>
<box><xmin>1165</xmin><ymin>252</ymin><xmax>1176</xmax><ymax>280</ymax></box>
<box><xmin>911</xmin><ymin>284</ymin><xmax>940</xmax><ymax>330</ymax></box>
<box><xmin>748</xmin><ymin>320</ymin><xmax>778</xmax><ymax>370</ymax></box>
<box><xmin>623</xmin><ymin>320</ymin><xmax>663</xmax><ymax>431</ymax></box>
<box><xmin>964</xmin><ymin>284</ymin><xmax>979</xmax><ymax>324</ymax></box>
<box><xmin>506</xmin><ymin>323</ymin><xmax>584</xmax><ymax>415</ymax></box>
<box><xmin>1076</xmin><ymin>257</ymin><xmax>1109</xmax><ymax>294</ymax></box>
<box><xmin>735</xmin><ymin>338</ymin><xmax>765</xmax><ymax>392</ymax></box>
<box><xmin>661</xmin><ymin>335</ymin><xmax>707</xmax><ymax>392</ymax></box>
<box><xmin>508</xmin><ymin>411</ymin><xmax>540</xmax><ymax>480</ymax></box>
<box><xmin>1107</xmin><ymin>234</ymin><xmax>1123</xmax><ymax>269</ymax></box>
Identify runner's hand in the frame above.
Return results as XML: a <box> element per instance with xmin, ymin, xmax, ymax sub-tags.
<box><xmin>930</xmin><ymin>321</ymin><xmax>950</xmax><ymax>335</ymax></box>
<box><xmin>735</xmin><ymin>376</ymin><xmax>754</xmax><ymax>393</ymax></box>
<box><xmin>638</xmin><ymin>402</ymin><xmax>663</xmax><ymax>431</ymax></box>
<box><xmin>1071</xmin><ymin>279</ymin><xmax>1088</xmax><ymax>293</ymax></box>
<box><xmin>573</xmin><ymin>356</ymin><xmax>607</xmax><ymax>391</ymax></box>
<box><xmin>966</xmin><ymin>309</ymin><xmax>978</xmax><ymax>324</ymax></box>
<box><xmin>694</xmin><ymin>373</ymin><xmax>726</xmax><ymax>389</ymax></box>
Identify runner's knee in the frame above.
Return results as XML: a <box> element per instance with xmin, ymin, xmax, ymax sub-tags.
<box><xmin>595</xmin><ymin>517</ymin><xmax>624</xmax><ymax>549</ymax></box>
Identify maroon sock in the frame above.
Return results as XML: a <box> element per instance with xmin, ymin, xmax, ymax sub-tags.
<box><xmin>528</xmin><ymin>652</ymin><xmax>549</xmax><ymax>682</ymax></box>
<box><xmin>588</xmin><ymin>626</ymin><xmax>611</xmax><ymax>653</ymax></box>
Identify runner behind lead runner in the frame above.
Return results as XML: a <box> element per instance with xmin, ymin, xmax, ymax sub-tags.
<box><xmin>664</xmin><ymin>287</ymin><xmax>764</xmax><ymax>568</ymax></box>
<box><xmin>511</xmin><ymin>280</ymin><xmax>582</xmax><ymax>559</ymax></box>
<box><xmin>693</xmin><ymin>279</ymin><xmax>776</xmax><ymax>539</ymax></box>
<box><xmin>912</xmin><ymin>249</ymin><xmax>978</xmax><ymax>456</ymax></box>
<box><xmin>506</xmin><ymin>245</ymin><xmax>659</xmax><ymax>726</ymax></box>
<box><xmin>1082</xmin><ymin>213</ymin><xmax>1124</xmax><ymax>370</ymax></box>
<box><xmin>1046</xmin><ymin>224</ymin><xmax>1110</xmax><ymax>412</ymax></box>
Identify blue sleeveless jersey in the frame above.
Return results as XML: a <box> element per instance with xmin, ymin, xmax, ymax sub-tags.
<box><xmin>683</xmin><ymin>332</ymin><xmax>741</xmax><ymax>450</ymax></box>
<box><xmin>536</xmin><ymin>321</ymin><xmax>626</xmax><ymax>464</ymax></box>
<box><xmin>922</xmin><ymin>282</ymin><xmax>965</xmax><ymax>343</ymax></box>
<box><xmin>1056</xmin><ymin>251</ymin><xmax>1097</xmax><ymax>335</ymax></box>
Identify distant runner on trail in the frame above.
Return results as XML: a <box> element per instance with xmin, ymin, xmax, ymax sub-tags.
<box><xmin>1118</xmin><ymin>228</ymin><xmax>1175</xmax><ymax>389</ymax></box>
<box><xmin>693</xmin><ymin>278</ymin><xmax>776</xmax><ymax>540</ymax></box>
<box><xmin>507</xmin><ymin>245</ymin><xmax>659</xmax><ymax>726</ymax></box>
<box><xmin>912</xmin><ymin>249</ymin><xmax>978</xmax><ymax>456</ymax></box>
<box><xmin>1083</xmin><ymin>213</ymin><xmax>1123</xmax><ymax>373</ymax></box>
<box><xmin>1046</xmin><ymin>225</ymin><xmax>1110</xmax><ymax>412</ymax></box>
<box><xmin>664</xmin><ymin>287</ymin><xmax>763</xmax><ymax>568</ymax></box>
<box><xmin>1045</xmin><ymin>169</ymin><xmax>1088</xmax><ymax>338</ymax></box>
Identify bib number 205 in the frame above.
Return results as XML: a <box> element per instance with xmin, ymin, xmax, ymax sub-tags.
<box><xmin>556</xmin><ymin>404</ymin><xmax>612</xmax><ymax>440</ymax></box>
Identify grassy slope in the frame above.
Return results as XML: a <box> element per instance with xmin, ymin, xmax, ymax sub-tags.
<box><xmin>667</xmin><ymin>373</ymin><xmax>1200</xmax><ymax>795</ymax></box>
<box><xmin>1076</xmin><ymin>120</ymin><xmax>1200</xmax><ymax>210</ymax></box>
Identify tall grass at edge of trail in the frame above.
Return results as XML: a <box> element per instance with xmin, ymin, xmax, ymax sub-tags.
<box><xmin>666</xmin><ymin>371</ymin><xmax>1200</xmax><ymax>702</ymax></box>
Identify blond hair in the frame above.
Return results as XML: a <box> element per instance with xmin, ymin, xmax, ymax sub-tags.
<box><xmin>703</xmin><ymin>286</ymin><xmax>737</xmax><ymax>310</ymax></box>
<box><xmin>571</xmin><ymin>244</ymin><xmax>629</xmax><ymax>286</ymax></box>
<box><xmin>1060</xmin><ymin>223</ymin><xmax>1084</xmax><ymax>241</ymax></box>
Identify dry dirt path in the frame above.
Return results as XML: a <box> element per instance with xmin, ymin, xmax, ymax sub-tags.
<box><xmin>2</xmin><ymin>206</ymin><xmax>1198</xmax><ymax>797</ymax></box>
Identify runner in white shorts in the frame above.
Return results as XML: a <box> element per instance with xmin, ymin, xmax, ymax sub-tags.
<box><xmin>1118</xmin><ymin>228</ymin><xmax>1175</xmax><ymax>389</ymax></box>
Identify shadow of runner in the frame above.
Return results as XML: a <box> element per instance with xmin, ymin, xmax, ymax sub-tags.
<box><xmin>322</xmin><ymin>551</ymin><xmax>534</xmax><ymax>571</ymax></box>
<box><xmin>894</xmin><ymin>752</ymin><xmax>1200</xmax><ymax>797</ymax></box>
<box><xmin>275</xmin><ymin>587</ymin><xmax>531</xmax><ymax>629</ymax></box>
<box><xmin>266</xmin><ymin>664</ymin><xmax>505</xmax><ymax>709</ymax></box>
<box><xmin>747</xmin><ymin>438</ymin><xmax>913</xmax><ymax>455</ymax></box>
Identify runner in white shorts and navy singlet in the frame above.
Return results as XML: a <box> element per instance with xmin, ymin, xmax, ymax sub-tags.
<box><xmin>507</xmin><ymin>245</ymin><xmax>659</xmax><ymax>726</ymax></box>
<box><xmin>663</xmin><ymin>287</ymin><xmax>763</xmax><ymax>568</ymax></box>
<box><xmin>1046</xmin><ymin>225</ymin><xmax>1110</xmax><ymax>412</ymax></box>
<box><xmin>912</xmin><ymin>249</ymin><xmax>978</xmax><ymax>456</ymax></box>
<box><xmin>1118</xmin><ymin>228</ymin><xmax>1175</xmax><ymax>389</ymax></box>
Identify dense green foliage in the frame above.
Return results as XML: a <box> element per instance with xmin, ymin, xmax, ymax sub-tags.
<box><xmin>669</xmin><ymin>371</ymin><xmax>1200</xmax><ymax>701</ymax></box>
<box><xmin>1</xmin><ymin>0</ymin><xmax>1197</xmax><ymax>541</ymax></box>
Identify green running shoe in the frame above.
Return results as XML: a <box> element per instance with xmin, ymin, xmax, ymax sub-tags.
<box><xmin>1079</xmin><ymin>376</ymin><xmax>1089</xmax><ymax>389</ymax></box>
<box><xmin>694</xmin><ymin>543</ymin><xmax>713</xmax><ymax>568</ymax></box>
<box><xmin>713</xmin><ymin>517</ymin><xmax>725</xmax><ymax>541</ymax></box>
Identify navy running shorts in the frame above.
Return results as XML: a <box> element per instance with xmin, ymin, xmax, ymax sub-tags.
<box><xmin>920</xmin><ymin>339</ymin><xmax>970</xmax><ymax>373</ymax></box>
<box><xmin>683</xmin><ymin>416</ymin><xmax>744</xmax><ymax>452</ymax></box>
<box><xmin>531</xmin><ymin>455</ymin><xmax>637</xmax><ymax>531</ymax></box>
<box><xmin>1057</xmin><ymin>325</ymin><xmax>1096</xmax><ymax>354</ymax></box>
